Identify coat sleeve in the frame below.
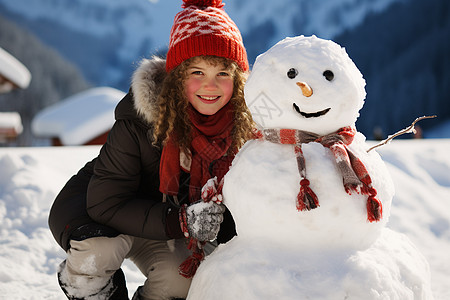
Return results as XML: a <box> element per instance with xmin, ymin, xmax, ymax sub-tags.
<box><xmin>86</xmin><ymin>118</ymin><xmax>170</xmax><ymax>240</ymax></box>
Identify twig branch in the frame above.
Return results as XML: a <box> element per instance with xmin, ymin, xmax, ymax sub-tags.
<box><xmin>367</xmin><ymin>115</ymin><xmax>437</xmax><ymax>153</ymax></box>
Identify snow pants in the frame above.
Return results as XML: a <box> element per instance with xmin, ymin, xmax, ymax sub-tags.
<box><xmin>58</xmin><ymin>234</ymin><xmax>195</xmax><ymax>300</ymax></box>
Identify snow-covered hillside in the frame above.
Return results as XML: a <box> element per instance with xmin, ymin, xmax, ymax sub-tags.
<box><xmin>0</xmin><ymin>0</ymin><xmax>405</xmax><ymax>87</ymax></box>
<box><xmin>0</xmin><ymin>0</ymin><xmax>404</xmax><ymax>49</ymax></box>
<box><xmin>0</xmin><ymin>138</ymin><xmax>449</xmax><ymax>299</ymax></box>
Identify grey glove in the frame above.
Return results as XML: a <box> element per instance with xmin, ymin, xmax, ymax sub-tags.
<box><xmin>185</xmin><ymin>201</ymin><xmax>225</xmax><ymax>241</ymax></box>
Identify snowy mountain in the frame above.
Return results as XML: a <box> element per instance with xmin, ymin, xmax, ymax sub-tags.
<box><xmin>1</xmin><ymin>0</ymin><xmax>448</xmax><ymax>140</ymax></box>
<box><xmin>0</xmin><ymin>0</ymin><xmax>404</xmax><ymax>89</ymax></box>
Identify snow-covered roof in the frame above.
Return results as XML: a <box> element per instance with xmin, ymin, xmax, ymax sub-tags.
<box><xmin>0</xmin><ymin>112</ymin><xmax>23</xmax><ymax>131</ymax></box>
<box><xmin>0</xmin><ymin>112</ymin><xmax>23</xmax><ymax>140</ymax></box>
<box><xmin>0</xmin><ymin>47</ymin><xmax>31</xmax><ymax>89</ymax></box>
<box><xmin>31</xmin><ymin>87</ymin><xmax>125</xmax><ymax>145</ymax></box>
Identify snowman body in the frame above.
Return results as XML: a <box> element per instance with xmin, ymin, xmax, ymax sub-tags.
<box><xmin>187</xmin><ymin>36</ymin><xmax>433</xmax><ymax>299</ymax></box>
<box><xmin>222</xmin><ymin>133</ymin><xmax>393</xmax><ymax>250</ymax></box>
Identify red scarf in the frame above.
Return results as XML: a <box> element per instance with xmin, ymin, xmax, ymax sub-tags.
<box><xmin>159</xmin><ymin>102</ymin><xmax>235</xmax><ymax>202</ymax></box>
<box><xmin>159</xmin><ymin>103</ymin><xmax>236</xmax><ymax>278</ymax></box>
<box><xmin>159</xmin><ymin>103</ymin><xmax>234</xmax><ymax>203</ymax></box>
<box><xmin>257</xmin><ymin>126</ymin><xmax>382</xmax><ymax>222</ymax></box>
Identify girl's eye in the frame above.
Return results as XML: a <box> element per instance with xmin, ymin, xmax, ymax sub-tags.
<box><xmin>192</xmin><ymin>70</ymin><xmax>203</xmax><ymax>75</ymax></box>
<box><xmin>323</xmin><ymin>70</ymin><xmax>334</xmax><ymax>81</ymax></box>
<box><xmin>287</xmin><ymin>68</ymin><xmax>298</xmax><ymax>79</ymax></box>
<box><xmin>218</xmin><ymin>72</ymin><xmax>230</xmax><ymax>77</ymax></box>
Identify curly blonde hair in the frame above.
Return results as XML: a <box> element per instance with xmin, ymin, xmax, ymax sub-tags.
<box><xmin>153</xmin><ymin>56</ymin><xmax>254</xmax><ymax>154</ymax></box>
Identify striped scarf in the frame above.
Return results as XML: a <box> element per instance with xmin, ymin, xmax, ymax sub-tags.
<box><xmin>256</xmin><ymin>126</ymin><xmax>382</xmax><ymax>222</ymax></box>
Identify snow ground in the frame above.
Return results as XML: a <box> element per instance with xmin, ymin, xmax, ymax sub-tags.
<box><xmin>0</xmin><ymin>139</ymin><xmax>449</xmax><ymax>299</ymax></box>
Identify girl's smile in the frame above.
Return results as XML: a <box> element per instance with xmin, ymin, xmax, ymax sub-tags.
<box><xmin>197</xmin><ymin>95</ymin><xmax>221</xmax><ymax>102</ymax></box>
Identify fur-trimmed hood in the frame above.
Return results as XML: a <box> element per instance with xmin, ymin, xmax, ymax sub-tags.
<box><xmin>116</xmin><ymin>56</ymin><xmax>167</xmax><ymax>125</ymax></box>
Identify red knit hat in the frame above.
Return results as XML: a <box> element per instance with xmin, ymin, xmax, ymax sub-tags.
<box><xmin>166</xmin><ymin>0</ymin><xmax>249</xmax><ymax>72</ymax></box>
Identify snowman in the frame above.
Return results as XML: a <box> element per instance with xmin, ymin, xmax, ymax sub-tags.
<box><xmin>187</xmin><ymin>35</ymin><xmax>433</xmax><ymax>299</ymax></box>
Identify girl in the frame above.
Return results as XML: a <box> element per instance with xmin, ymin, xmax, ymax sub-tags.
<box><xmin>48</xmin><ymin>1</ymin><xmax>253</xmax><ymax>299</ymax></box>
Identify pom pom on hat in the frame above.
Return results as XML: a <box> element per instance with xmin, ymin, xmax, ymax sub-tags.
<box><xmin>166</xmin><ymin>0</ymin><xmax>248</xmax><ymax>72</ymax></box>
<box><xmin>182</xmin><ymin>0</ymin><xmax>224</xmax><ymax>9</ymax></box>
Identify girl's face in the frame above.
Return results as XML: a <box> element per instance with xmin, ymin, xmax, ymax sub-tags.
<box><xmin>184</xmin><ymin>58</ymin><xmax>234</xmax><ymax>115</ymax></box>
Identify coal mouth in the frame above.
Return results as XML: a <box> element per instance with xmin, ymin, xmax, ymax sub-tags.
<box><xmin>293</xmin><ymin>103</ymin><xmax>331</xmax><ymax>118</ymax></box>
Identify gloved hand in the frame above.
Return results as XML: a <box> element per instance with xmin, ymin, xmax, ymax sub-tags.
<box><xmin>181</xmin><ymin>201</ymin><xmax>225</xmax><ymax>241</ymax></box>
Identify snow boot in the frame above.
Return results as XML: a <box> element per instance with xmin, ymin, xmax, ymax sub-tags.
<box><xmin>58</xmin><ymin>260</ymin><xmax>129</xmax><ymax>299</ymax></box>
<box><xmin>108</xmin><ymin>268</ymin><xmax>129</xmax><ymax>300</ymax></box>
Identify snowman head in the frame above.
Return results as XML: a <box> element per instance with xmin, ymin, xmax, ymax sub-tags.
<box><xmin>245</xmin><ymin>35</ymin><xmax>366</xmax><ymax>136</ymax></box>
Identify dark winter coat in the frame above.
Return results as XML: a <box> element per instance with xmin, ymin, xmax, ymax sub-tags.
<box><xmin>48</xmin><ymin>57</ymin><xmax>236</xmax><ymax>251</ymax></box>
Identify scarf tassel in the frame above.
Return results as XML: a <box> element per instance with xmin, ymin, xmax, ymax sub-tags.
<box><xmin>201</xmin><ymin>177</ymin><xmax>224</xmax><ymax>204</ymax></box>
<box><xmin>366</xmin><ymin>187</ymin><xmax>382</xmax><ymax>222</ymax></box>
<box><xmin>297</xmin><ymin>179</ymin><xmax>320</xmax><ymax>211</ymax></box>
<box><xmin>178</xmin><ymin>238</ymin><xmax>205</xmax><ymax>278</ymax></box>
<box><xmin>344</xmin><ymin>183</ymin><xmax>361</xmax><ymax>195</ymax></box>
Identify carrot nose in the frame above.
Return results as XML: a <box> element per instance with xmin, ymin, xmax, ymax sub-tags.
<box><xmin>296</xmin><ymin>82</ymin><xmax>313</xmax><ymax>97</ymax></box>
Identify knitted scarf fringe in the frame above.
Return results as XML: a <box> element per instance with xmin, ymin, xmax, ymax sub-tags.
<box><xmin>178</xmin><ymin>238</ymin><xmax>205</xmax><ymax>278</ymax></box>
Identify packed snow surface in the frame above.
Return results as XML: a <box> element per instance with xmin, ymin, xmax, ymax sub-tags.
<box><xmin>0</xmin><ymin>140</ymin><xmax>449</xmax><ymax>299</ymax></box>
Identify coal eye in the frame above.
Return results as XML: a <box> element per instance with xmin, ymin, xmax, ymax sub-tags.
<box><xmin>287</xmin><ymin>68</ymin><xmax>298</xmax><ymax>79</ymax></box>
<box><xmin>323</xmin><ymin>70</ymin><xmax>334</xmax><ymax>81</ymax></box>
